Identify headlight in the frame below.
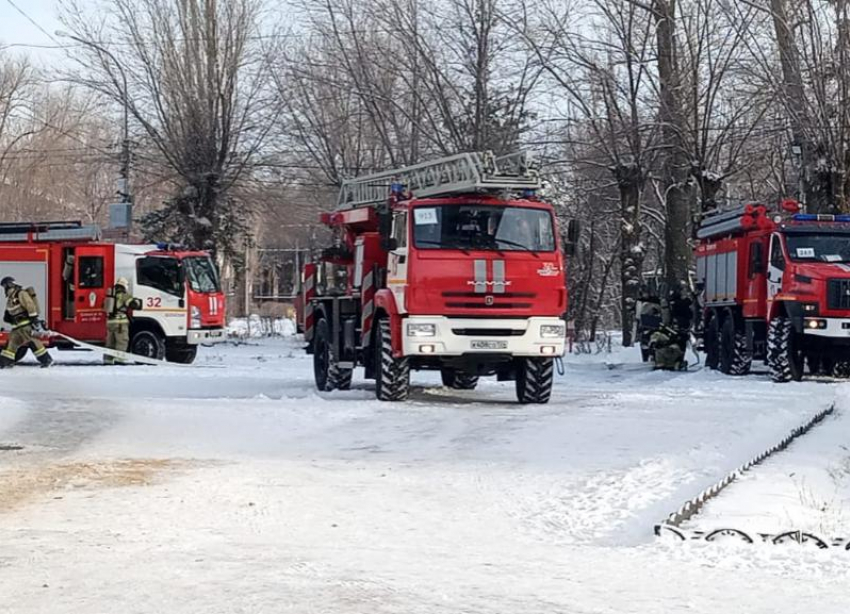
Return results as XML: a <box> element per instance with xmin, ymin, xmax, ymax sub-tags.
<box><xmin>407</xmin><ymin>323</ymin><xmax>436</xmax><ymax>337</ymax></box>
<box><xmin>191</xmin><ymin>306</ymin><xmax>202</xmax><ymax>328</ymax></box>
<box><xmin>540</xmin><ymin>324</ymin><xmax>565</xmax><ymax>338</ymax></box>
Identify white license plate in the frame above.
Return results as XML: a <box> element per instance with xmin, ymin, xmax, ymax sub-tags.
<box><xmin>470</xmin><ymin>340</ymin><xmax>508</xmax><ymax>350</ymax></box>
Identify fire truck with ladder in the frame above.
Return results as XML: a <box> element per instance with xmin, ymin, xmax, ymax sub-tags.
<box><xmin>0</xmin><ymin>221</ymin><xmax>226</xmax><ymax>363</ymax></box>
<box><xmin>696</xmin><ymin>200</ymin><xmax>850</xmax><ymax>381</ymax></box>
<box><xmin>295</xmin><ymin>151</ymin><xmax>577</xmax><ymax>403</ymax></box>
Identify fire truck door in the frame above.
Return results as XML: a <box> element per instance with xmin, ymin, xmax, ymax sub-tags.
<box><xmin>73</xmin><ymin>246</ymin><xmax>108</xmax><ymax>326</ymax></box>
<box><xmin>387</xmin><ymin>211</ymin><xmax>408</xmax><ymax>313</ymax></box>
<box><xmin>767</xmin><ymin>233</ymin><xmax>785</xmax><ymax>301</ymax></box>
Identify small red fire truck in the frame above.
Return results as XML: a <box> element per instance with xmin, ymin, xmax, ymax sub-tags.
<box><xmin>0</xmin><ymin>221</ymin><xmax>226</xmax><ymax>363</ymax></box>
<box><xmin>296</xmin><ymin>151</ymin><xmax>576</xmax><ymax>403</ymax></box>
<box><xmin>696</xmin><ymin>201</ymin><xmax>850</xmax><ymax>381</ymax></box>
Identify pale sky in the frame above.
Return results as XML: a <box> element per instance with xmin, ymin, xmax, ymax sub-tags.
<box><xmin>0</xmin><ymin>0</ymin><xmax>64</xmax><ymax>60</ymax></box>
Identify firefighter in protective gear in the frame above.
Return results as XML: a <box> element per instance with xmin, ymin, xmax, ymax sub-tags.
<box><xmin>649</xmin><ymin>324</ymin><xmax>687</xmax><ymax>371</ymax></box>
<box><xmin>103</xmin><ymin>277</ymin><xmax>142</xmax><ymax>364</ymax></box>
<box><xmin>0</xmin><ymin>276</ymin><xmax>52</xmax><ymax>368</ymax></box>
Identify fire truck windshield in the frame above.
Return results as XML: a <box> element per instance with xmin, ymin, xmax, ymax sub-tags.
<box><xmin>785</xmin><ymin>233</ymin><xmax>850</xmax><ymax>263</ymax></box>
<box><xmin>183</xmin><ymin>256</ymin><xmax>221</xmax><ymax>293</ymax></box>
<box><xmin>412</xmin><ymin>204</ymin><xmax>555</xmax><ymax>252</ymax></box>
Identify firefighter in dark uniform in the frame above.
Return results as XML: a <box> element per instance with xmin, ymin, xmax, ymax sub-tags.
<box><xmin>0</xmin><ymin>276</ymin><xmax>52</xmax><ymax>368</ymax></box>
<box><xmin>103</xmin><ymin>277</ymin><xmax>142</xmax><ymax>364</ymax></box>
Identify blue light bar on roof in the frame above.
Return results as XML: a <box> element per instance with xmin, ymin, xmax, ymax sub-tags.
<box><xmin>792</xmin><ymin>213</ymin><xmax>850</xmax><ymax>222</ymax></box>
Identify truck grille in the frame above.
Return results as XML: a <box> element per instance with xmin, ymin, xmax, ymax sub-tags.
<box><xmin>445</xmin><ymin>302</ymin><xmax>533</xmax><ymax>309</ymax></box>
<box><xmin>451</xmin><ymin>328</ymin><xmax>525</xmax><ymax>337</ymax></box>
<box><xmin>828</xmin><ymin>279</ymin><xmax>850</xmax><ymax>310</ymax></box>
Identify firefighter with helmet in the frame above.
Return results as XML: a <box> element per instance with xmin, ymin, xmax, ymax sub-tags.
<box><xmin>103</xmin><ymin>277</ymin><xmax>142</xmax><ymax>364</ymax></box>
<box><xmin>0</xmin><ymin>276</ymin><xmax>52</xmax><ymax>368</ymax></box>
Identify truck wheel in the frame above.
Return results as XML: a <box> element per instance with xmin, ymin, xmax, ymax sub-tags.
<box><xmin>130</xmin><ymin>329</ymin><xmax>166</xmax><ymax>361</ymax></box>
<box><xmin>515</xmin><ymin>358</ymin><xmax>554</xmax><ymax>404</ymax></box>
<box><xmin>704</xmin><ymin>316</ymin><xmax>720</xmax><ymax>370</ymax></box>
<box><xmin>333</xmin><ymin>363</ymin><xmax>353</xmax><ymax>390</ymax></box>
<box><xmin>440</xmin><ymin>368</ymin><xmax>479</xmax><ymax>390</ymax></box>
<box><xmin>720</xmin><ymin>317</ymin><xmax>751</xmax><ymax>376</ymax></box>
<box><xmin>375</xmin><ymin>318</ymin><xmax>410</xmax><ymax>401</ymax></box>
<box><xmin>313</xmin><ymin>318</ymin><xmax>337</xmax><ymax>391</ymax></box>
<box><xmin>833</xmin><ymin>361</ymin><xmax>850</xmax><ymax>378</ymax></box>
<box><xmin>767</xmin><ymin>317</ymin><xmax>803</xmax><ymax>382</ymax></box>
<box><xmin>166</xmin><ymin>344</ymin><xmax>198</xmax><ymax>364</ymax></box>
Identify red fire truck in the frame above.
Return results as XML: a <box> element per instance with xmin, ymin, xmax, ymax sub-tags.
<box><xmin>696</xmin><ymin>201</ymin><xmax>850</xmax><ymax>381</ymax></box>
<box><xmin>296</xmin><ymin>151</ymin><xmax>576</xmax><ymax>403</ymax></box>
<box><xmin>0</xmin><ymin>221</ymin><xmax>226</xmax><ymax>363</ymax></box>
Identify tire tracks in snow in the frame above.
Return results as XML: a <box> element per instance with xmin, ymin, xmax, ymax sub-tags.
<box><xmin>0</xmin><ymin>397</ymin><xmax>189</xmax><ymax>513</ymax></box>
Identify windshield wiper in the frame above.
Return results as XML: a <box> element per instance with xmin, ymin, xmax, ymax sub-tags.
<box><xmin>495</xmin><ymin>238</ymin><xmax>540</xmax><ymax>257</ymax></box>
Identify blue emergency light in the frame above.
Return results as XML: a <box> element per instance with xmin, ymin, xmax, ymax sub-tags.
<box><xmin>792</xmin><ymin>213</ymin><xmax>850</xmax><ymax>222</ymax></box>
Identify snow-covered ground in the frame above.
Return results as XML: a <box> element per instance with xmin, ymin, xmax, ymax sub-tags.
<box><xmin>0</xmin><ymin>339</ymin><xmax>848</xmax><ymax>613</ymax></box>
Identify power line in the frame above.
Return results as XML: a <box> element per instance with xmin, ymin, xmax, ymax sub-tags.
<box><xmin>2</xmin><ymin>0</ymin><xmax>61</xmax><ymax>45</ymax></box>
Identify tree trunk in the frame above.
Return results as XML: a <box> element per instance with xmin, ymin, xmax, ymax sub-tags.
<box><xmin>770</xmin><ymin>0</ymin><xmax>836</xmax><ymax>213</ymax></box>
<box><xmin>693</xmin><ymin>167</ymin><xmax>723</xmax><ymax>216</ymax></box>
<box><xmin>654</xmin><ymin>0</ymin><xmax>692</xmax><ymax>288</ymax></box>
<box><xmin>615</xmin><ymin>162</ymin><xmax>644</xmax><ymax>347</ymax></box>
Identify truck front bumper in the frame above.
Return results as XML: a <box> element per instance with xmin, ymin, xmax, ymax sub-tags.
<box><xmin>402</xmin><ymin>316</ymin><xmax>566</xmax><ymax>358</ymax></box>
<box><xmin>187</xmin><ymin>328</ymin><xmax>227</xmax><ymax>345</ymax></box>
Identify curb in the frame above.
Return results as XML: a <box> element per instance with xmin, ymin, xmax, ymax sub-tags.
<box><xmin>654</xmin><ymin>404</ymin><xmax>840</xmax><ymax>548</ymax></box>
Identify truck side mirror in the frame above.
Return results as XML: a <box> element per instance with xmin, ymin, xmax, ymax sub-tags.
<box><xmin>382</xmin><ymin>237</ymin><xmax>399</xmax><ymax>251</ymax></box>
<box><xmin>563</xmin><ymin>219</ymin><xmax>580</xmax><ymax>256</ymax></box>
<box><xmin>378</xmin><ymin>207</ymin><xmax>399</xmax><ymax>251</ymax></box>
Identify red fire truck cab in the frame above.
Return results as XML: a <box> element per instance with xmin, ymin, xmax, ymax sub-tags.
<box><xmin>696</xmin><ymin>204</ymin><xmax>850</xmax><ymax>381</ymax></box>
<box><xmin>0</xmin><ymin>221</ymin><xmax>226</xmax><ymax>363</ymax></box>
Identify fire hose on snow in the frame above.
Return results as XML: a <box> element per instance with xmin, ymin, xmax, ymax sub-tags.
<box><xmin>41</xmin><ymin>330</ymin><xmax>218</xmax><ymax>368</ymax></box>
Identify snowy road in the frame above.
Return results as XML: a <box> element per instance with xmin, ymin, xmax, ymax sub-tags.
<box><xmin>0</xmin><ymin>339</ymin><xmax>848</xmax><ymax>613</ymax></box>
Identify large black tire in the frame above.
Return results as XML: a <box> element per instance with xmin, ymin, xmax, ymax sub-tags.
<box><xmin>313</xmin><ymin>318</ymin><xmax>335</xmax><ymax>391</ymax></box>
<box><xmin>440</xmin><ymin>368</ymin><xmax>479</xmax><ymax>390</ymax></box>
<box><xmin>375</xmin><ymin>319</ymin><xmax>410</xmax><ymax>401</ymax></box>
<box><xmin>833</xmin><ymin>361</ymin><xmax>850</xmax><ymax>378</ymax></box>
<box><xmin>130</xmin><ymin>329</ymin><xmax>166</xmax><ymax>361</ymax></box>
<box><xmin>334</xmin><ymin>364</ymin><xmax>353</xmax><ymax>391</ymax></box>
<box><xmin>313</xmin><ymin>318</ymin><xmax>353</xmax><ymax>392</ymax></box>
<box><xmin>166</xmin><ymin>344</ymin><xmax>198</xmax><ymax>364</ymax></box>
<box><xmin>719</xmin><ymin>316</ymin><xmax>751</xmax><ymax>376</ymax></box>
<box><xmin>704</xmin><ymin>316</ymin><xmax>720</xmax><ymax>370</ymax></box>
<box><xmin>515</xmin><ymin>357</ymin><xmax>554</xmax><ymax>404</ymax></box>
<box><xmin>767</xmin><ymin>317</ymin><xmax>804</xmax><ymax>382</ymax></box>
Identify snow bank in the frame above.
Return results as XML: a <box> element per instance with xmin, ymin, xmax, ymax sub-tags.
<box><xmin>227</xmin><ymin>315</ymin><xmax>296</xmax><ymax>339</ymax></box>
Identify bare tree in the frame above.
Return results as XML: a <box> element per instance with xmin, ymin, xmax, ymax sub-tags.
<box><xmin>275</xmin><ymin>0</ymin><xmax>543</xmax><ymax>192</ymax></box>
<box><xmin>60</xmin><ymin>0</ymin><xmax>279</xmax><ymax>262</ymax></box>
<box><xmin>520</xmin><ymin>0</ymin><xmax>659</xmax><ymax>345</ymax></box>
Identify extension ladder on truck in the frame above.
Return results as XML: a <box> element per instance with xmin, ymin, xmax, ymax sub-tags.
<box><xmin>336</xmin><ymin>151</ymin><xmax>542</xmax><ymax>209</ymax></box>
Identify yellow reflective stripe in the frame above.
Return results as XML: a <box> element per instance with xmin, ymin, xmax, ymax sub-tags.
<box><xmin>1</xmin><ymin>350</ymin><xmax>15</xmax><ymax>359</ymax></box>
<box><xmin>33</xmin><ymin>347</ymin><xmax>47</xmax><ymax>357</ymax></box>
<box><xmin>12</xmin><ymin>320</ymin><xmax>30</xmax><ymax>329</ymax></box>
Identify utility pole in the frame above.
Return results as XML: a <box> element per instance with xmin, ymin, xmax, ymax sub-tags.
<box><xmin>56</xmin><ymin>30</ymin><xmax>133</xmax><ymax>235</ymax></box>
